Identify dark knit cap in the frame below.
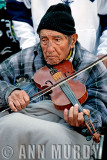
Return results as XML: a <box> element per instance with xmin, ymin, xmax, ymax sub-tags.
<box><xmin>37</xmin><ymin>3</ymin><xmax>76</xmax><ymax>35</ymax></box>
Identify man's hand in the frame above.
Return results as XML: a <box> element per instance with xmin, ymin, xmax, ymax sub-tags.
<box><xmin>64</xmin><ymin>104</ymin><xmax>90</xmax><ymax>127</ymax></box>
<box><xmin>98</xmin><ymin>55</ymin><xmax>107</xmax><ymax>68</ymax></box>
<box><xmin>8</xmin><ymin>90</ymin><xmax>30</xmax><ymax>112</ymax></box>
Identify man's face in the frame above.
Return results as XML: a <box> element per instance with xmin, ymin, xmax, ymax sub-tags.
<box><xmin>40</xmin><ymin>29</ymin><xmax>72</xmax><ymax>65</ymax></box>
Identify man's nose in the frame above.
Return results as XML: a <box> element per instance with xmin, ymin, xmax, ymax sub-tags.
<box><xmin>47</xmin><ymin>41</ymin><xmax>54</xmax><ymax>52</ymax></box>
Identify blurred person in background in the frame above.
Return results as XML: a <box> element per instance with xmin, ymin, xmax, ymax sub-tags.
<box><xmin>0</xmin><ymin>0</ymin><xmax>20</xmax><ymax>63</ymax></box>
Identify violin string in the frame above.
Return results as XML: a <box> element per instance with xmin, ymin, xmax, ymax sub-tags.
<box><xmin>60</xmin><ymin>81</ymin><xmax>98</xmax><ymax>138</ymax></box>
<box><xmin>59</xmin><ymin>81</ymin><xmax>90</xmax><ymax>121</ymax></box>
<box><xmin>60</xmin><ymin>82</ymin><xmax>81</xmax><ymax>107</ymax></box>
<box><xmin>54</xmin><ymin>74</ymin><xmax>82</xmax><ymax>109</ymax></box>
<box><xmin>56</xmin><ymin>74</ymin><xmax>100</xmax><ymax>124</ymax></box>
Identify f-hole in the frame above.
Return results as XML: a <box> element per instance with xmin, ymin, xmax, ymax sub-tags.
<box><xmin>45</xmin><ymin>80</ymin><xmax>53</xmax><ymax>86</ymax></box>
<box><xmin>64</xmin><ymin>71</ymin><xmax>70</xmax><ymax>77</ymax></box>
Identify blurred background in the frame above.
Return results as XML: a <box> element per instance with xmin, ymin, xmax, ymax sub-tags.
<box><xmin>0</xmin><ymin>0</ymin><xmax>6</xmax><ymax>9</ymax></box>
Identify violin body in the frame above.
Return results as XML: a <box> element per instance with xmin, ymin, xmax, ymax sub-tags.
<box><xmin>33</xmin><ymin>60</ymin><xmax>88</xmax><ymax>110</ymax></box>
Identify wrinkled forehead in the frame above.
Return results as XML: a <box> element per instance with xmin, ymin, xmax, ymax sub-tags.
<box><xmin>40</xmin><ymin>29</ymin><xmax>65</xmax><ymax>38</ymax></box>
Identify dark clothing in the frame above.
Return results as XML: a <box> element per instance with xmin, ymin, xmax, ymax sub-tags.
<box><xmin>0</xmin><ymin>7</ymin><xmax>20</xmax><ymax>63</ymax></box>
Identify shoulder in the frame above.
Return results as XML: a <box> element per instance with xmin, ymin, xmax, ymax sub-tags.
<box><xmin>74</xmin><ymin>42</ymin><xmax>97</xmax><ymax>68</ymax></box>
<box><xmin>74</xmin><ymin>42</ymin><xmax>107</xmax><ymax>85</ymax></box>
<box><xmin>74</xmin><ymin>41</ymin><xmax>106</xmax><ymax>76</ymax></box>
<box><xmin>0</xmin><ymin>51</ymin><xmax>21</xmax><ymax>68</ymax></box>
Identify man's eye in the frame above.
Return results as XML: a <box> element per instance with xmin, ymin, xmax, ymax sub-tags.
<box><xmin>54</xmin><ymin>38</ymin><xmax>62</xmax><ymax>44</ymax></box>
<box><xmin>42</xmin><ymin>39</ymin><xmax>46</xmax><ymax>42</ymax></box>
<box><xmin>55</xmin><ymin>38</ymin><xmax>60</xmax><ymax>41</ymax></box>
<box><xmin>41</xmin><ymin>39</ymin><xmax>47</xmax><ymax>44</ymax></box>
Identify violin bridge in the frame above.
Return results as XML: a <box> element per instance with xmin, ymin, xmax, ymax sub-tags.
<box><xmin>52</xmin><ymin>72</ymin><xmax>63</xmax><ymax>82</ymax></box>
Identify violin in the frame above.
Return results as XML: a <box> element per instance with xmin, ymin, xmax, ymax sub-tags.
<box><xmin>33</xmin><ymin>60</ymin><xmax>88</xmax><ymax>110</ymax></box>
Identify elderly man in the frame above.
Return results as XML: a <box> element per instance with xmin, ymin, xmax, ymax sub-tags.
<box><xmin>0</xmin><ymin>3</ymin><xmax>107</xmax><ymax>160</ymax></box>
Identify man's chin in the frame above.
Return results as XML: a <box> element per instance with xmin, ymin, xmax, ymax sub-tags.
<box><xmin>47</xmin><ymin>61</ymin><xmax>60</xmax><ymax>66</ymax></box>
<box><xmin>46</xmin><ymin>60</ymin><xmax>59</xmax><ymax>66</ymax></box>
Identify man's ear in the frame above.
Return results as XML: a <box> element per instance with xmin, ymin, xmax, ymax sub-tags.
<box><xmin>70</xmin><ymin>34</ymin><xmax>78</xmax><ymax>48</ymax></box>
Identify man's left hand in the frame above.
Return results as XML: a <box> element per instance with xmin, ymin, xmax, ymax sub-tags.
<box><xmin>64</xmin><ymin>104</ymin><xmax>90</xmax><ymax>127</ymax></box>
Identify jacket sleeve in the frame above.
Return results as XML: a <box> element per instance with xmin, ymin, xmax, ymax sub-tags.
<box><xmin>97</xmin><ymin>14</ymin><xmax>107</xmax><ymax>56</ymax></box>
<box><xmin>0</xmin><ymin>59</ymin><xmax>20</xmax><ymax>110</ymax></box>
<box><xmin>6</xmin><ymin>0</ymin><xmax>36</xmax><ymax>49</ymax></box>
<box><xmin>82</xmin><ymin>63</ymin><xmax>107</xmax><ymax>130</ymax></box>
<box><xmin>97</xmin><ymin>0</ymin><xmax>107</xmax><ymax>56</ymax></box>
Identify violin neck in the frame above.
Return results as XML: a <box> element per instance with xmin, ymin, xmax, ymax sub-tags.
<box><xmin>59</xmin><ymin>81</ymin><xmax>83</xmax><ymax>112</ymax></box>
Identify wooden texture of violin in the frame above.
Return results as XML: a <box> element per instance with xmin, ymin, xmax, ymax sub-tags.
<box><xmin>33</xmin><ymin>60</ymin><xmax>88</xmax><ymax>110</ymax></box>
